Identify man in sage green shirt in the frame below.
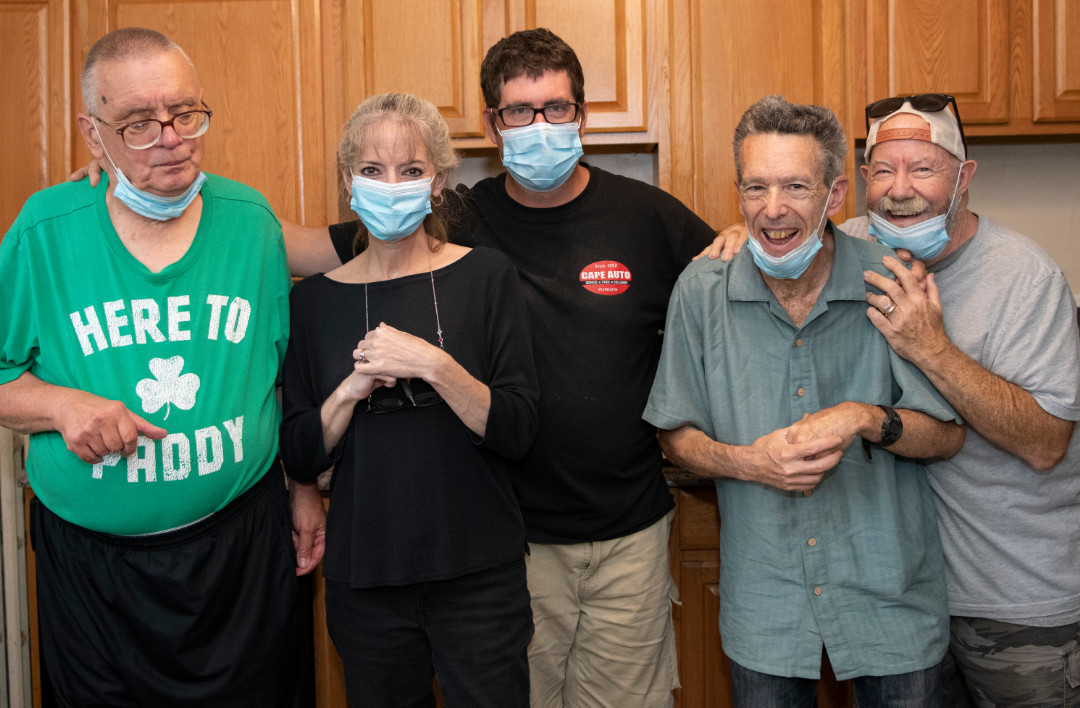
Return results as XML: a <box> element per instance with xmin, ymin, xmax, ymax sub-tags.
<box><xmin>643</xmin><ymin>96</ymin><xmax>964</xmax><ymax>705</ymax></box>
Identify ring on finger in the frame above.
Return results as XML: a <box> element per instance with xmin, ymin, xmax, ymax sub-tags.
<box><xmin>880</xmin><ymin>300</ymin><xmax>897</xmax><ymax>318</ymax></box>
<box><xmin>358</xmin><ymin>349</ymin><xmax>369</xmax><ymax>364</ymax></box>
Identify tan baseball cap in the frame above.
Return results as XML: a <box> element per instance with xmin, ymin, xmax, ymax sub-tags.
<box><xmin>865</xmin><ymin>101</ymin><xmax>966</xmax><ymax>163</ymax></box>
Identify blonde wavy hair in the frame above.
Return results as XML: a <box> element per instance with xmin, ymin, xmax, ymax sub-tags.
<box><xmin>337</xmin><ymin>93</ymin><xmax>462</xmax><ymax>253</ymax></box>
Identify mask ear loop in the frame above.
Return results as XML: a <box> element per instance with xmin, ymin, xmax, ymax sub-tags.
<box><xmin>91</xmin><ymin>119</ymin><xmax>122</xmax><ymax>177</ymax></box>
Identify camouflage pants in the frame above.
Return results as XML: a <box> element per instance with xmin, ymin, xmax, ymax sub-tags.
<box><xmin>942</xmin><ymin>616</ymin><xmax>1080</xmax><ymax>707</ymax></box>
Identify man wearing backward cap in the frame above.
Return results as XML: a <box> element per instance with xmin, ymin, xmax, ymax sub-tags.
<box><xmin>853</xmin><ymin>95</ymin><xmax>1080</xmax><ymax>706</ymax></box>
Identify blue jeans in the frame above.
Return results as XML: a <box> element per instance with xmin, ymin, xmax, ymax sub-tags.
<box><xmin>324</xmin><ymin>558</ymin><xmax>532</xmax><ymax>708</ymax></box>
<box><xmin>730</xmin><ymin>658</ymin><xmax>941</xmax><ymax>708</ymax></box>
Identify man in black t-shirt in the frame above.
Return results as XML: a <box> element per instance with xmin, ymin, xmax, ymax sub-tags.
<box><xmin>325</xmin><ymin>30</ymin><xmax>715</xmax><ymax>708</ymax></box>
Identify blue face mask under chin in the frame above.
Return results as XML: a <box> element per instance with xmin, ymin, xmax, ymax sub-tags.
<box><xmin>867</xmin><ymin>169</ymin><xmax>963</xmax><ymax>260</ymax></box>
<box><xmin>94</xmin><ymin>120</ymin><xmax>205</xmax><ymax>221</ymax></box>
<box><xmin>497</xmin><ymin>121</ymin><xmax>584</xmax><ymax>192</ymax></box>
<box><xmin>349</xmin><ymin>176</ymin><xmax>433</xmax><ymax>242</ymax></box>
<box><xmin>746</xmin><ymin>179</ymin><xmax>836</xmax><ymax>280</ymax></box>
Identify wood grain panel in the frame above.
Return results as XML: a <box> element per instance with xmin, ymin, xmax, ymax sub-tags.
<box><xmin>866</xmin><ymin>0</ymin><xmax>1009</xmax><ymax>125</ymax></box>
<box><xmin>73</xmin><ymin>0</ymin><xmax>331</xmax><ymax>225</ymax></box>
<box><xmin>340</xmin><ymin>0</ymin><xmax>483</xmax><ymax>138</ymax></box>
<box><xmin>1034</xmin><ymin>0</ymin><xmax>1080</xmax><ymax>121</ymax></box>
<box><xmin>525</xmin><ymin>0</ymin><xmax>646</xmax><ymax>132</ymax></box>
<box><xmin>676</xmin><ymin>0</ymin><xmax>855</xmax><ymax>229</ymax></box>
<box><xmin>0</xmin><ymin>0</ymin><xmax>68</xmax><ymax>236</ymax></box>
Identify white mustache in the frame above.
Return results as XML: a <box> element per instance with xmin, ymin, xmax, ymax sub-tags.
<box><xmin>876</xmin><ymin>195</ymin><xmax>931</xmax><ymax>216</ymax></box>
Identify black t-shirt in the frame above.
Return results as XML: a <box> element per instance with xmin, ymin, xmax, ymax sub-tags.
<box><xmin>280</xmin><ymin>248</ymin><xmax>538</xmax><ymax>586</ymax></box>
<box><xmin>330</xmin><ymin>165</ymin><xmax>715</xmax><ymax>543</ymax></box>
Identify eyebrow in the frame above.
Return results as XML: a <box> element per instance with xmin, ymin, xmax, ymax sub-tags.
<box><xmin>108</xmin><ymin>99</ymin><xmax>201</xmax><ymax>122</ymax></box>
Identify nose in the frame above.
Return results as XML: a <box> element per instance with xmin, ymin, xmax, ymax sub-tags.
<box><xmin>532</xmin><ymin>108</ymin><xmax>549</xmax><ymax>125</ymax></box>
<box><xmin>763</xmin><ymin>187</ymin><xmax>786</xmax><ymax>220</ymax></box>
<box><xmin>157</xmin><ymin>123</ymin><xmax>184</xmax><ymax>148</ymax></box>
<box><xmin>886</xmin><ymin>169</ymin><xmax>915</xmax><ymax>200</ymax></box>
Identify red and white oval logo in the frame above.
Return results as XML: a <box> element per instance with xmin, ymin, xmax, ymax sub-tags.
<box><xmin>580</xmin><ymin>260</ymin><xmax>632</xmax><ymax>296</ymax></box>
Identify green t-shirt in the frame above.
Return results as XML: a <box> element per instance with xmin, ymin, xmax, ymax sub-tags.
<box><xmin>0</xmin><ymin>174</ymin><xmax>290</xmax><ymax>534</ymax></box>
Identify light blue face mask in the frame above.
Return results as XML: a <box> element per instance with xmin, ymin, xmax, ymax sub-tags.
<box><xmin>867</xmin><ymin>168</ymin><xmax>963</xmax><ymax>260</ymax></box>
<box><xmin>349</xmin><ymin>176</ymin><xmax>432</xmax><ymax>242</ymax></box>
<box><xmin>94</xmin><ymin>120</ymin><xmax>206</xmax><ymax>221</ymax></box>
<box><xmin>745</xmin><ymin>179</ymin><xmax>835</xmax><ymax>280</ymax></box>
<box><xmin>497</xmin><ymin>121</ymin><xmax>583</xmax><ymax>192</ymax></box>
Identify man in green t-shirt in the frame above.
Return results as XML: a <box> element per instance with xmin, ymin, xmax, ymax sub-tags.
<box><xmin>0</xmin><ymin>27</ymin><xmax>303</xmax><ymax>706</ymax></box>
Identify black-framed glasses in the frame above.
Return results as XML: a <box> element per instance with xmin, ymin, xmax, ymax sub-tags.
<box><xmin>366</xmin><ymin>378</ymin><xmax>444</xmax><ymax>414</ymax></box>
<box><xmin>495</xmin><ymin>102</ymin><xmax>581</xmax><ymax>127</ymax></box>
<box><xmin>865</xmin><ymin>93</ymin><xmax>966</xmax><ymax>157</ymax></box>
<box><xmin>93</xmin><ymin>101</ymin><xmax>213</xmax><ymax>150</ymax></box>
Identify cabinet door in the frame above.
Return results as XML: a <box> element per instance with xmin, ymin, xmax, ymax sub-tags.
<box><xmin>667</xmin><ymin>0</ymin><xmax>859</xmax><ymax>229</ymax></box>
<box><xmin>865</xmin><ymin>0</ymin><xmax>1010</xmax><ymax>131</ymax></box>
<box><xmin>72</xmin><ymin>0</ymin><xmax>333</xmax><ymax>226</ymax></box>
<box><xmin>1034</xmin><ymin>0</ymin><xmax>1080</xmax><ymax>122</ymax></box>
<box><xmin>0</xmin><ymin>0</ymin><xmax>68</xmax><ymax>234</ymax></box>
<box><xmin>511</xmin><ymin>0</ymin><xmax>648</xmax><ymax>134</ymax></box>
<box><xmin>332</xmin><ymin>0</ymin><xmax>484</xmax><ymax>140</ymax></box>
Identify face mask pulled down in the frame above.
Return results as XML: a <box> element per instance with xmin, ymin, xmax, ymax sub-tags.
<box><xmin>867</xmin><ymin>168</ymin><xmax>963</xmax><ymax>260</ymax></box>
<box><xmin>93</xmin><ymin>120</ymin><xmax>205</xmax><ymax>221</ymax></box>
<box><xmin>349</xmin><ymin>176</ymin><xmax>432</xmax><ymax>242</ymax></box>
<box><xmin>497</xmin><ymin>121</ymin><xmax>584</xmax><ymax>192</ymax></box>
<box><xmin>746</xmin><ymin>179</ymin><xmax>836</xmax><ymax>280</ymax></box>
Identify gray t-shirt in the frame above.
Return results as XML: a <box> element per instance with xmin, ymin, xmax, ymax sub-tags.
<box><xmin>843</xmin><ymin>214</ymin><xmax>1080</xmax><ymax>625</ymax></box>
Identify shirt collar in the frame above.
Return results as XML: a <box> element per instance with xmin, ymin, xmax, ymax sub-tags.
<box><xmin>728</xmin><ymin>221</ymin><xmax>867</xmax><ymax>304</ymax></box>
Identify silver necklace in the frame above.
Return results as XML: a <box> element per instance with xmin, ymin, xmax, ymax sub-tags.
<box><xmin>364</xmin><ymin>268</ymin><xmax>444</xmax><ymax>349</ymax></box>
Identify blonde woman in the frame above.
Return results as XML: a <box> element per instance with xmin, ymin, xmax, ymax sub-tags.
<box><xmin>280</xmin><ymin>94</ymin><xmax>538</xmax><ymax>707</ymax></box>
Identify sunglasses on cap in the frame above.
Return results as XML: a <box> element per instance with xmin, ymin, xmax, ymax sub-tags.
<box><xmin>865</xmin><ymin>93</ymin><xmax>967</xmax><ymax>157</ymax></box>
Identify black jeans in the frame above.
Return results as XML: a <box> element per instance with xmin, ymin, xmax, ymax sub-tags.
<box><xmin>325</xmin><ymin>557</ymin><xmax>533</xmax><ymax>708</ymax></box>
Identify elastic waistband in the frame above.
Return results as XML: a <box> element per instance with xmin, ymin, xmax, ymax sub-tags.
<box><xmin>41</xmin><ymin>459</ymin><xmax>285</xmax><ymax>551</ymax></box>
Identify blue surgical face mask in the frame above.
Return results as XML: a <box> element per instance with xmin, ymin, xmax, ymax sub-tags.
<box><xmin>94</xmin><ymin>120</ymin><xmax>206</xmax><ymax>221</ymax></box>
<box><xmin>867</xmin><ymin>169</ymin><xmax>962</xmax><ymax>260</ymax></box>
<box><xmin>745</xmin><ymin>179</ymin><xmax>835</xmax><ymax>280</ymax></box>
<box><xmin>497</xmin><ymin>121</ymin><xmax>583</xmax><ymax>192</ymax></box>
<box><xmin>349</xmin><ymin>176</ymin><xmax>432</xmax><ymax>242</ymax></box>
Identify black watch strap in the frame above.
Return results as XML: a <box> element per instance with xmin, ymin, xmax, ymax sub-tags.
<box><xmin>862</xmin><ymin>405</ymin><xmax>902</xmax><ymax>460</ymax></box>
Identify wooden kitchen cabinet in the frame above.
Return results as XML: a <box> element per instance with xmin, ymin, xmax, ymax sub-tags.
<box><xmin>861</xmin><ymin>0</ymin><xmax>1080</xmax><ymax>137</ymax></box>
<box><xmin>669</xmin><ymin>487</ymin><xmax>853</xmax><ymax>708</ymax></box>
<box><xmin>662</xmin><ymin>0</ymin><xmax>863</xmax><ymax>230</ymax></box>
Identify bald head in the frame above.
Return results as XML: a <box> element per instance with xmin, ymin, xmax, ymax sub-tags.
<box><xmin>81</xmin><ymin>28</ymin><xmax>198</xmax><ymax>113</ymax></box>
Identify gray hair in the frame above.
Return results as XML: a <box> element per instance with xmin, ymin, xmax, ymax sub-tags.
<box><xmin>733</xmin><ymin>95</ymin><xmax>847</xmax><ymax>185</ymax></box>
<box><xmin>81</xmin><ymin>28</ymin><xmax>197</xmax><ymax>112</ymax></box>
<box><xmin>337</xmin><ymin>93</ymin><xmax>462</xmax><ymax>251</ymax></box>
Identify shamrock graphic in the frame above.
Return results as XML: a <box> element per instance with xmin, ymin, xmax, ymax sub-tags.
<box><xmin>136</xmin><ymin>356</ymin><xmax>200</xmax><ymax>420</ymax></box>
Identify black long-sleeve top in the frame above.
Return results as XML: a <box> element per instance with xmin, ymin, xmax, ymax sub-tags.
<box><xmin>280</xmin><ymin>247</ymin><xmax>538</xmax><ymax>587</ymax></box>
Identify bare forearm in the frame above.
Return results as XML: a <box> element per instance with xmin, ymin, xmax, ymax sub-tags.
<box><xmin>320</xmin><ymin>385</ymin><xmax>359</xmax><ymax>452</ymax></box>
<box><xmin>914</xmin><ymin>343</ymin><xmax>1071</xmax><ymax>469</ymax></box>
<box><xmin>888</xmin><ymin>409</ymin><xmax>965</xmax><ymax>460</ymax></box>
<box><xmin>0</xmin><ymin>372</ymin><xmax>73</xmax><ymax>433</ymax></box>
<box><xmin>282</xmin><ymin>219</ymin><xmax>342</xmax><ymax>277</ymax></box>
<box><xmin>425</xmin><ymin>352</ymin><xmax>491</xmax><ymax>438</ymax></box>
<box><xmin>657</xmin><ymin>426</ymin><xmax>748</xmax><ymax>480</ymax></box>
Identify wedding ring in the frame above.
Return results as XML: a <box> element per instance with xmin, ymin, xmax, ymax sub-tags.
<box><xmin>358</xmin><ymin>349</ymin><xmax>369</xmax><ymax>364</ymax></box>
<box><xmin>880</xmin><ymin>300</ymin><xmax>897</xmax><ymax>318</ymax></box>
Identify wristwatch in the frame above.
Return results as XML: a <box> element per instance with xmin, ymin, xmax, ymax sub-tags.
<box><xmin>876</xmin><ymin>405</ymin><xmax>903</xmax><ymax>447</ymax></box>
<box><xmin>862</xmin><ymin>405</ymin><xmax>902</xmax><ymax>460</ymax></box>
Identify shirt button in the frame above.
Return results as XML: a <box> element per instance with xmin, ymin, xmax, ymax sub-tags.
<box><xmin>797</xmin><ymin>387</ymin><xmax>806</xmax><ymax>396</ymax></box>
<box><xmin>796</xmin><ymin>338</ymin><xmax>804</xmax><ymax>347</ymax></box>
<box><xmin>814</xmin><ymin>587</ymin><xmax>822</xmax><ymax>596</ymax></box>
<box><xmin>808</xmin><ymin>538</ymin><xmax>817</xmax><ymax>547</ymax></box>
<box><xmin>803</xmin><ymin>490</ymin><xmax>812</xmax><ymax>497</ymax></box>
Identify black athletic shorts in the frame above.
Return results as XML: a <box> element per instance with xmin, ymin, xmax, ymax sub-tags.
<box><xmin>31</xmin><ymin>462</ymin><xmax>305</xmax><ymax>708</ymax></box>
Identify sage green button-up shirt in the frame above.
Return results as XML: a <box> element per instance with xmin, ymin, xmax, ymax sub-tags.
<box><xmin>644</xmin><ymin>228</ymin><xmax>958</xmax><ymax>680</ymax></box>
